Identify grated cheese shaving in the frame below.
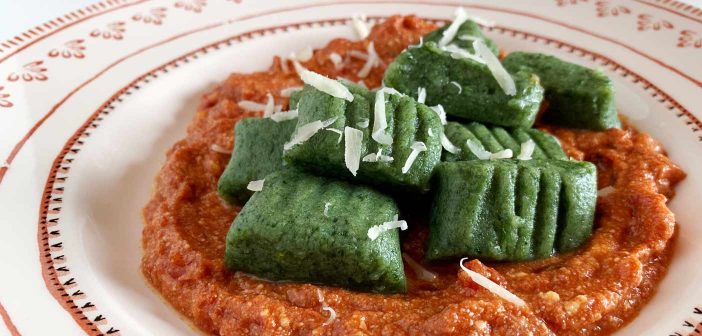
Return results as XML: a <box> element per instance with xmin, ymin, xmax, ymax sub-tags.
<box><xmin>457</xmin><ymin>34</ymin><xmax>483</xmax><ymax>42</ymax></box>
<box><xmin>466</xmin><ymin>140</ymin><xmax>492</xmax><ymax>160</ymax></box>
<box><xmin>324</xmin><ymin>202</ymin><xmax>332</xmax><ymax>217</ymax></box>
<box><xmin>349</xmin><ymin>50</ymin><xmax>369</xmax><ymax>60</ymax></box>
<box><xmin>516</xmin><ymin>139</ymin><xmax>536</xmax><ymax>160</ymax></box>
<box><xmin>372</xmin><ymin>88</ymin><xmax>401</xmax><ymax>145</ymax></box>
<box><xmin>344</xmin><ymin>127</ymin><xmax>363</xmax><ymax>176</ymax></box>
<box><xmin>473</xmin><ymin>39</ymin><xmax>516</xmax><ymax>96</ymax></box>
<box><xmin>362</xmin><ymin>148</ymin><xmax>394</xmax><ymax>163</ymax></box>
<box><xmin>322</xmin><ymin>117</ymin><xmax>338</xmax><ymax>128</ymax></box>
<box><xmin>402</xmin><ymin>141</ymin><xmax>427</xmax><ymax>174</ymax></box>
<box><xmin>402</xmin><ymin>253</ymin><xmax>438</xmax><ymax>282</ymax></box>
<box><xmin>316</xmin><ymin>289</ymin><xmax>337</xmax><ymax>326</ymax></box>
<box><xmin>459</xmin><ymin>258</ymin><xmax>526</xmax><ymax>307</ymax></box>
<box><xmin>417</xmin><ymin>87</ymin><xmax>427</xmax><ymax>104</ymax></box>
<box><xmin>263</xmin><ymin>93</ymin><xmax>275</xmax><ymax>117</ymax></box>
<box><xmin>210</xmin><ymin>143</ymin><xmax>231</xmax><ymax>154</ymax></box>
<box><xmin>368</xmin><ymin>214</ymin><xmax>408</xmax><ymax>240</ymax></box>
<box><xmin>358</xmin><ymin>42</ymin><xmax>381</xmax><ymax>78</ymax></box>
<box><xmin>280</xmin><ymin>86</ymin><xmax>303</xmax><ymax>97</ymax></box>
<box><xmin>325</xmin><ymin>128</ymin><xmax>344</xmax><ymax>143</ymax></box>
<box><xmin>450</xmin><ymin>81</ymin><xmax>463</xmax><ymax>94</ymax></box>
<box><xmin>270</xmin><ymin>109</ymin><xmax>299</xmax><ymax>122</ymax></box>
<box><xmin>440</xmin><ymin>132</ymin><xmax>461</xmax><ymax>154</ymax></box>
<box><xmin>299</xmin><ymin>69</ymin><xmax>354</xmax><ymax>102</ymax></box>
<box><xmin>430</xmin><ymin>104</ymin><xmax>448</xmax><ymax>125</ymax></box>
<box><xmin>408</xmin><ymin>36</ymin><xmax>423</xmax><ymax>49</ymax></box>
<box><xmin>292</xmin><ymin>59</ymin><xmax>307</xmax><ymax>74</ymax></box>
<box><xmin>351</xmin><ymin>13</ymin><xmax>370</xmax><ymax>39</ymax></box>
<box><xmin>428</xmin><ymin>128</ymin><xmax>434</xmax><ymax>137</ymax></box>
<box><xmin>490</xmin><ymin>149</ymin><xmax>513</xmax><ymax>160</ymax></box>
<box><xmin>442</xmin><ymin>44</ymin><xmax>486</xmax><ymax>64</ymax></box>
<box><xmin>598</xmin><ymin>186</ymin><xmax>616</xmax><ymax>197</ymax></box>
<box><xmin>439</xmin><ymin>7</ymin><xmax>470</xmax><ymax>47</ymax></box>
<box><xmin>357</xmin><ymin>118</ymin><xmax>369</xmax><ymax>129</ymax></box>
<box><xmin>247</xmin><ymin>179</ymin><xmax>265</xmax><ymax>191</ymax></box>
<box><xmin>328</xmin><ymin>52</ymin><xmax>344</xmax><ymax>70</ymax></box>
<box><xmin>284</xmin><ymin>120</ymin><xmax>325</xmax><ymax>151</ymax></box>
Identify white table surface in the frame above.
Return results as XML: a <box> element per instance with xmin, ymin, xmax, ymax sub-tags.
<box><xmin>1</xmin><ymin>0</ymin><xmax>701</xmax><ymax>41</ymax></box>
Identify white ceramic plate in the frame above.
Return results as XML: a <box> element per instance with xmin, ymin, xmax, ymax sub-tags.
<box><xmin>0</xmin><ymin>0</ymin><xmax>701</xmax><ymax>335</ymax></box>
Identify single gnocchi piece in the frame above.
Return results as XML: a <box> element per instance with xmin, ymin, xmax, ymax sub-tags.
<box><xmin>502</xmin><ymin>52</ymin><xmax>621</xmax><ymax>130</ymax></box>
<box><xmin>217</xmin><ymin>117</ymin><xmax>297</xmax><ymax>205</ymax></box>
<box><xmin>224</xmin><ymin>169</ymin><xmax>407</xmax><ymax>294</ymax></box>
<box><xmin>283</xmin><ymin>84</ymin><xmax>443</xmax><ymax>192</ymax></box>
<box><xmin>426</xmin><ymin>159</ymin><xmax>597</xmax><ymax>262</ymax></box>
<box><xmin>383</xmin><ymin>41</ymin><xmax>545</xmax><ymax>128</ymax></box>
<box><xmin>442</xmin><ymin>121</ymin><xmax>566</xmax><ymax>162</ymax></box>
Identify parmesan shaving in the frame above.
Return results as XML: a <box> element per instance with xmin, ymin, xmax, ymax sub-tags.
<box><xmin>284</xmin><ymin>120</ymin><xmax>325</xmax><ymax>151</ymax></box>
<box><xmin>247</xmin><ymin>179</ymin><xmax>265</xmax><ymax>191</ymax></box>
<box><xmin>270</xmin><ymin>109</ymin><xmax>299</xmax><ymax>122</ymax></box>
<box><xmin>402</xmin><ymin>141</ymin><xmax>427</xmax><ymax>174</ymax></box>
<box><xmin>324</xmin><ymin>202</ymin><xmax>332</xmax><ymax>217</ymax></box>
<box><xmin>325</xmin><ymin>128</ymin><xmax>344</xmax><ymax>143</ymax></box>
<box><xmin>417</xmin><ymin>87</ymin><xmax>427</xmax><ymax>104</ymax></box>
<box><xmin>367</xmin><ymin>214</ymin><xmax>408</xmax><ymax>240</ymax></box>
<box><xmin>351</xmin><ymin>13</ymin><xmax>370</xmax><ymax>39</ymax></box>
<box><xmin>598</xmin><ymin>186</ymin><xmax>616</xmax><ymax>197</ymax></box>
<box><xmin>408</xmin><ymin>37</ymin><xmax>423</xmax><ymax>49</ymax></box>
<box><xmin>263</xmin><ymin>93</ymin><xmax>275</xmax><ymax>117</ymax></box>
<box><xmin>357</xmin><ymin>118</ymin><xmax>369</xmax><ymax>129</ymax></box>
<box><xmin>292</xmin><ymin>59</ymin><xmax>307</xmax><ymax>74</ymax></box>
<box><xmin>442</xmin><ymin>44</ymin><xmax>486</xmax><ymax>64</ymax></box>
<box><xmin>440</xmin><ymin>132</ymin><xmax>461</xmax><ymax>154</ymax></box>
<box><xmin>459</xmin><ymin>258</ymin><xmax>526</xmax><ymax>307</ymax></box>
<box><xmin>466</xmin><ymin>140</ymin><xmax>492</xmax><ymax>160</ymax></box>
<box><xmin>516</xmin><ymin>140</ymin><xmax>536</xmax><ymax>160</ymax></box>
<box><xmin>428</xmin><ymin>128</ymin><xmax>434</xmax><ymax>137</ymax></box>
<box><xmin>430</xmin><ymin>104</ymin><xmax>448</xmax><ymax>125</ymax></box>
<box><xmin>372</xmin><ymin>88</ymin><xmax>401</xmax><ymax>145</ymax></box>
<box><xmin>210</xmin><ymin>143</ymin><xmax>231</xmax><ymax>154</ymax></box>
<box><xmin>450</xmin><ymin>81</ymin><xmax>462</xmax><ymax>94</ymax></box>
<box><xmin>316</xmin><ymin>289</ymin><xmax>337</xmax><ymax>326</ymax></box>
<box><xmin>349</xmin><ymin>50</ymin><xmax>369</xmax><ymax>60</ymax></box>
<box><xmin>344</xmin><ymin>127</ymin><xmax>363</xmax><ymax>176</ymax></box>
<box><xmin>473</xmin><ymin>39</ymin><xmax>516</xmax><ymax>96</ymax></box>
<box><xmin>299</xmin><ymin>69</ymin><xmax>354</xmax><ymax>102</ymax></box>
<box><xmin>402</xmin><ymin>253</ymin><xmax>438</xmax><ymax>282</ymax></box>
<box><xmin>457</xmin><ymin>34</ymin><xmax>483</xmax><ymax>42</ymax></box>
<box><xmin>328</xmin><ymin>52</ymin><xmax>344</xmax><ymax>70</ymax></box>
<box><xmin>358</xmin><ymin>42</ymin><xmax>380</xmax><ymax>78</ymax></box>
<box><xmin>362</xmin><ymin>148</ymin><xmax>394</xmax><ymax>163</ymax></box>
<box><xmin>490</xmin><ymin>149</ymin><xmax>513</xmax><ymax>160</ymax></box>
<box><xmin>280</xmin><ymin>86</ymin><xmax>303</xmax><ymax>97</ymax></box>
<box><xmin>439</xmin><ymin>7</ymin><xmax>470</xmax><ymax>47</ymax></box>
<box><xmin>322</xmin><ymin>117</ymin><xmax>338</xmax><ymax>128</ymax></box>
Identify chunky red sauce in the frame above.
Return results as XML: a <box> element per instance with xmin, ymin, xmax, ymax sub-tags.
<box><xmin>142</xmin><ymin>16</ymin><xmax>686</xmax><ymax>335</ymax></box>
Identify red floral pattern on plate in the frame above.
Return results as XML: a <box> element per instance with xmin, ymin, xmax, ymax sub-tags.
<box><xmin>174</xmin><ymin>0</ymin><xmax>207</xmax><ymax>13</ymax></box>
<box><xmin>7</xmin><ymin>60</ymin><xmax>48</xmax><ymax>82</ymax></box>
<box><xmin>596</xmin><ymin>1</ymin><xmax>631</xmax><ymax>17</ymax></box>
<box><xmin>0</xmin><ymin>86</ymin><xmax>12</xmax><ymax>108</ymax></box>
<box><xmin>555</xmin><ymin>0</ymin><xmax>589</xmax><ymax>6</ymax></box>
<box><xmin>132</xmin><ymin>7</ymin><xmax>167</xmax><ymax>25</ymax></box>
<box><xmin>637</xmin><ymin>14</ymin><xmax>674</xmax><ymax>31</ymax></box>
<box><xmin>48</xmin><ymin>39</ymin><xmax>86</xmax><ymax>59</ymax></box>
<box><xmin>90</xmin><ymin>21</ymin><xmax>126</xmax><ymax>40</ymax></box>
<box><xmin>678</xmin><ymin>30</ymin><xmax>702</xmax><ymax>48</ymax></box>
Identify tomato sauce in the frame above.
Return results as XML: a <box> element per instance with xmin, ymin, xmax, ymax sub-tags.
<box><xmin>142</xmin><ymin>16</ymin><xmax>685</xmax><ymax>335</ymax></box>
